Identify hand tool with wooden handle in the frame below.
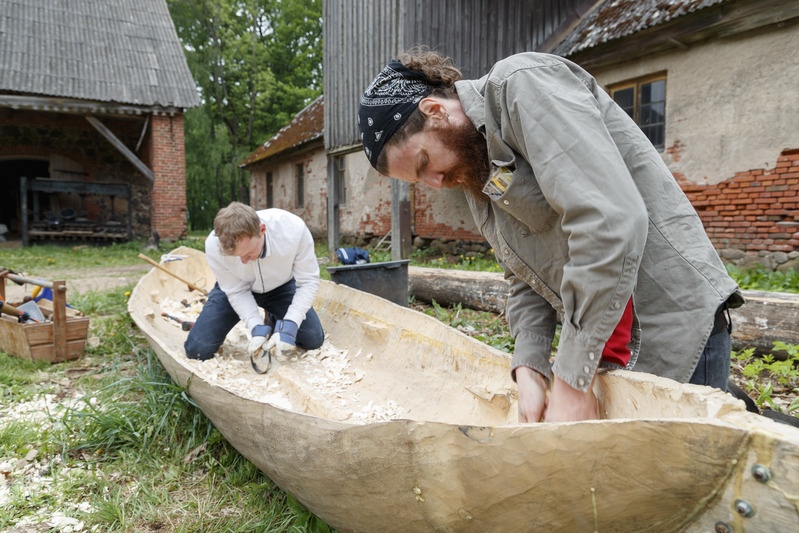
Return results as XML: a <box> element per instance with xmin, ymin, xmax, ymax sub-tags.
<box><xmin>161</xmin><ymin>312</ymin><xmax>195</xmax><ymax>331</ymax></box>
<box><xmin>0</xmin><ymin>299</ymin><xmax>36</xmax><ymax>323</ymax></box>
<box><xmin>138</xmin><ymin>254</ymin><xmax>208</xmax><ymax>295</ymax></box>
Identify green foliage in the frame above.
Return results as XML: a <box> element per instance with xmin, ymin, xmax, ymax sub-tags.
<box><xmin>727</xmin><ymin>264</ymin><xmax>799</xmax><ymax>293</ymax></box>
<box><xmin>733</xmin><ymin>342</ymin><xmax>799</xmax><ymax>414</ymax></box>
<box><xmin>424</xmin><ymin>300</ymin><xmax>515</xmax><ymax>353</ymax></box>
<box><xmin>0</xmin><ymin>294</ymin><xmax>331</xmax><ymax>532</ymax></box>
<box><xmin>0</xmin><ymin>236</ymin><xmax>206</xmax><ymax>273</ymax></box>
<box><xmin>166</xmin><ymin>0</ymin><xmax>323</xmax><ymax>230</ymax></box>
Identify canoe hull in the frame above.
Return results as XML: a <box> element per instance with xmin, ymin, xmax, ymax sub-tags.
<box><xmin>130</xmin><ymin>248</ymin><xmax>799</xmax><ymax>532</ymax></box>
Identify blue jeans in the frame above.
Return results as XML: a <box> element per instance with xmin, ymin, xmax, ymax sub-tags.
<box><xmin>688</xmin><ymin>306</ymin><xmax>731</xmax><ymax>391</ymax></box>
<box><xmin>184</xmin><ymin>280</ymin><xmax>325</xmax><ymax>360</ymax></box>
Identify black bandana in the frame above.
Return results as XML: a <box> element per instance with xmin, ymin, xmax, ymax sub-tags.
<box><xmin>358</xmin><ymin>60</ymin><xmax>433</xmax><ymax>169</ymax></box>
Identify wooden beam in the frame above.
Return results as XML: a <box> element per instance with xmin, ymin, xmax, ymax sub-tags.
<box><xmin>408</xmin><ymin>266</ymin><xmax>799</xmax><ymax>353</ymax></box>
<box><xmin>86</xmin><ymin>116</ymin><xmax>154</xmax><ymax>182</ymax></box>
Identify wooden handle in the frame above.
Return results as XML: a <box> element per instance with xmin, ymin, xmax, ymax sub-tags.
<box><xmin>3</xmin><ymin>273</ymin><xmax>54</xmax><ymax>289</ymax></box>
<box><xmin>0</xmin><ymin>298</ymin><xmax>22</xmax><ymax>317</ymax></box>
<box><xmin>138</xmin><ymin>254</ymin><xmax>208</xmax><ymax>295</ymax></box>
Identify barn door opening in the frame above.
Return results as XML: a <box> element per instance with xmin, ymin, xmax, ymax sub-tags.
<box><xmin>0</xmin><ymin>158</ymin><xmax>49</xmax><ymax>242</ymax></box>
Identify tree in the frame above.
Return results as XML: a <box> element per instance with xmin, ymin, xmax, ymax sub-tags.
<box><xmin>167</xmin><ymin>0</ymin><xmax>323</xmax><ymax>229</ymax></box>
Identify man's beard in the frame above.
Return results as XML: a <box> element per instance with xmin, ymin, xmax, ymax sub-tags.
<box><xmin>436</xmin><ymin>120</ymin><xmax>490</xmax><ymax>198</ymax></box>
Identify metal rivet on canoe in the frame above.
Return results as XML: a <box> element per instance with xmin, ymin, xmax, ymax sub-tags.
<box><xmin>733</xmin><ymin>498</ymin><xmax>755</xmax><ymax>518</ymax></box>
<box><xmin>751</xmin><ymin>464</ymin><xmax>771</xmax><ymax>483</ymax></box>
<box><xmin>714</xmin><ymin>522</ymin><xmax>732</xmax><ymax>533</ymax></box>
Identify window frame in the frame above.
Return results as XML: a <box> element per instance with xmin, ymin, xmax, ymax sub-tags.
<box><xmin>608</xmin><ymin>73</ymin><xmax>667</xmax><ymax>152</ymax></box>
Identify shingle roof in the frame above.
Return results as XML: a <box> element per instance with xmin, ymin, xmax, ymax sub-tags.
<box><xmin>240</xmin><ymin>95</ymin><xmax>324</xmax><ymax>167</ymax></box>
<box><xmin>552</xmin><ymin>0</ymin><xmax>726</xmax><ymax>57</ymax></box>
<box><xmin>0</xmin><ymin>0</ymin><xmax>199</xmax><ymax>108</ymax></box>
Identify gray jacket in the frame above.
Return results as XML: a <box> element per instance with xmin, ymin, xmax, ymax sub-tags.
<box><xmin>455</xmin><ymin>53</ymin><xmax>742</xmax><ymax>391</ymax></box>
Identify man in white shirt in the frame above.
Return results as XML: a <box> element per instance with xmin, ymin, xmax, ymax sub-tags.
<box><xmin>184</xmin><ymin>202</ymin><xmax>324</xmax><ymax>363</ymax></box>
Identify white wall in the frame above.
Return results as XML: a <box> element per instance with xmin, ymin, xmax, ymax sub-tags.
<box><xmin>590</xmin><ymin>24</ymin><xmax>799</xmax><ymax>184</ymax></box>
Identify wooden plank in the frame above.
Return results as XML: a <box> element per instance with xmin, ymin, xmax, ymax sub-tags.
<box><xmin>30</xmin><ymin>339</ymin><xmax>86</xmax><ymax>362</ymax></box>
<box><xmin>0</xmin><ymin>319</ymin><xmax>33</xmax><ymax>358</ymax></box>
<box><xmin>85</xmin><ymin>116</ymin><xmax>154</xmax><ymax>182</ymax></box>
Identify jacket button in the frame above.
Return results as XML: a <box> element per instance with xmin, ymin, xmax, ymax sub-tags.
<box><xmin>503</xmin><ymin>199</ymin><xmax>510</xmax><ymax>205</ymax></box>
<box><xmin>588</xmin><ymin>352</ymin><xmax>595</xmax><ymax>361</ymax></box>
<box><xmin>577</xmin><ymin>378</ymin><xmax>586</xmax><ymax>387</ymax></box>
<box><xmin>583</xmin><ymin>365</ymin><xmax>591</xmax><ymax>374</ymax></box>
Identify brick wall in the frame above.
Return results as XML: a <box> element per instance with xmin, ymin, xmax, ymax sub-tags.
<box><xmin>147</xmin><ymin>114</ymin><xmax>187</xmax><ymax>241</ymax></box>
<box><xmin>680</xmin><ymin>148</ymin><xmax>799</xmax><ymax>254</ymax></box>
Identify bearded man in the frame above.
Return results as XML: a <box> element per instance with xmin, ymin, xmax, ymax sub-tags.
<box><xmin>358</xmin><ymin>48</ymin><xmax>743</xmax><ymax>423</ymax></box>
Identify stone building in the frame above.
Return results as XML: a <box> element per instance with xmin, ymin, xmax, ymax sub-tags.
<box><xmin>0</xmin><ymin>0</ymin><xmax>198</xmax><ymax>244</ymax></box>
<box><xmin>247</xmin><ymin>0</ymin><xmax>799</xmax><ymax>267</ymax></box>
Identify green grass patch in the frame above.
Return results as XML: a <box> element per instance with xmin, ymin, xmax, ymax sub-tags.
<box><xmin>0</xmin><ymin>285</ymin><xmax>330</xmax><ymax>532</ymax></box>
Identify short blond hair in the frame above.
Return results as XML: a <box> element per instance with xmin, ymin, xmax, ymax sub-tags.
<box><xmin>213</xmin><ymin>202</ymin><xmax>261</xmax><ymax>255</ymax></box>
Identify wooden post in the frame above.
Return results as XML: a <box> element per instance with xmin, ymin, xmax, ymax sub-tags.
<box><xmin>52</xmin><ymin>280</ymin><xmax>67</xmax><ymax>360</ymax></box>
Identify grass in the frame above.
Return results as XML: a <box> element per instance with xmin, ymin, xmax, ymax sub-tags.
<box><xmin>1</xmin><ymin>236</ymin><xmax>205</xmax><ymax>274</ymax></box>
<box><xmin>1</xmin><ymin>239</ymin><xmax>798</xmax><ymax>531</ymax></box>
<box><xmin>0</xmin><ymin>276</ymin><xmax>331</xmax><ymax>532</ymax></box>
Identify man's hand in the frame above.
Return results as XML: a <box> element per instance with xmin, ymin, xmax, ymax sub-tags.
<box><xmin>263</xmin><ymin>319</ymin><xmax>298</xmax><ymax>358</ymax></box>
<box><xmin>247</xmin><ymin>323</ymin><xmax>273</xmax><ymax>356</ymax></box>
<box><xmin>516</xmin><ymin>367</ymin><xmax>549</xmax><ymax>423</ymax></box>
<box><xmin>544</xmin><ymin>375</ymin><xmax>599</xmax><ymax>423</ymax></box>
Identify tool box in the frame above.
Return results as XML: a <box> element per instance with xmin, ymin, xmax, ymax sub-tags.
<box><xmin>0</xmin><ymin>272</ymin><xmax>90</xmax><ymax>362</ymax></box>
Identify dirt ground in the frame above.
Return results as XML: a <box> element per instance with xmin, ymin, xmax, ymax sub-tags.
<box><xmin>2</xmin><ymin>264</ymin><xmax>151</xmax><ymax>303</ymax></box>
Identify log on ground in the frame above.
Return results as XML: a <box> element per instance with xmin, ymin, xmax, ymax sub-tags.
<box><xmin>408</xmin><ymin>266</ymin><xmax>799</xmax><ymax>353</ymax></box>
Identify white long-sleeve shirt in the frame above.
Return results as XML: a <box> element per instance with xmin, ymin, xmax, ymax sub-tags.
<box><xmin>204</xmin><ymin>209</ymin><xmax>320</xmax><ymax>332</ymax></box>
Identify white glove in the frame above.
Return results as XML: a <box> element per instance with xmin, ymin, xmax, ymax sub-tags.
<box><xmin>263</xmin><ymin>319</ymin><xmax>298</xmax><ymax>359</ymax></box>
<box><xmin>248</xmin><ymin>324</ymin><xmax>272</xmax><ymax>356</ymax></box>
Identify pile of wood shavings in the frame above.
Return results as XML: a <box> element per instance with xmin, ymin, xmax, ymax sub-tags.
<box><xmin>158</xmin><ymin>297</ymin><xmax>407</xmax><ymax>424</ymax></box>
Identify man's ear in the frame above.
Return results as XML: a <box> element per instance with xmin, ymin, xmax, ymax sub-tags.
<box><xmin>418</xmin><ymin>97</ymin><xmax>447</xmax><ymax>120</ymax></box>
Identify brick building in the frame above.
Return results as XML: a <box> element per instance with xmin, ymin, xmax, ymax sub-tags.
<box><xmin>0</xmin><ymin>0</ymin><xmax>198</xmax><ymax>244</ymax></box>
<box><xmin>248</xmin><ymin>0</ymin><xmax>799</xmax><ymax>267</ymax></box>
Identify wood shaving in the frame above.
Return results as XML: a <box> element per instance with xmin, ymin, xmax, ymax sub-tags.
<box><xmin>158</xmin><ymin>297</ymin><xmax>407</xmax><ymax>425</ymax></box>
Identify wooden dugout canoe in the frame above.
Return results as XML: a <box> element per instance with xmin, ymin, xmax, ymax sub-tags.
<box><xmin>128</xmin><ymin>247</ymin><xmax>799</xmax><ymax>532</ymax></box>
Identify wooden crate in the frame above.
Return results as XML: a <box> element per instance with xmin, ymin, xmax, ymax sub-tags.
<box><xmin>0</xmin><ymin>277</ymin><xmax>90</xmax><ymax>362</ymax></box>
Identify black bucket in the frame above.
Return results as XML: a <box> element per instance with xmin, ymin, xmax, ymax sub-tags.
<box><xmin>326</xmin><ymin>260</ymin><xmax>411</xmax><ymax>306</ymax></box>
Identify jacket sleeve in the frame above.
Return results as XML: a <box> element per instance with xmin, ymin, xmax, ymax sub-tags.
<box><xmin>504</xmin><ymin>266</ymin><xmax>558</xmax><ymax>383</ymax></box>
<box><xmin>283</xmin><ymin>225</ymin><xmax>320</xmax><ymax>326</ymax></box>
<box><xmin>491</xmin><ymin>60</ymin><xmax>648</xmax><ymax>391</ymax></box>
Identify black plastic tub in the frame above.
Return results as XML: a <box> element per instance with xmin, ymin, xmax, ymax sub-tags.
<box><xmin>326</xmin><ymin>260</ymin><xmax>411</xmax><ymax>306</ymax></box>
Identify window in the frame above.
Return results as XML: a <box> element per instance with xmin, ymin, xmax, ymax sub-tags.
<box><xmin>266</xmin><ymin>172</ymin><xmax>274</xmax><ymax>208</ymax></box>
<box><xmin>295</xmin><ymin>164</ymin><xmax>304</xmax><ymax>209</ymax></box>
<box><xmin>334</xmin><ymin>155</ymin><xmax>346</xmax><ymax>205</ymax></box>
<box><xmin>610</xmin><ymin>76</ymin><xmax>666</xmax><ymax>151</ymax></box>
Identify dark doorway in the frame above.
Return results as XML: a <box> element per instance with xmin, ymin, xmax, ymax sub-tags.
<box><xmin>0</xmin><ymin>159</ymin><xmax>50</xmax><ymax>239</ymax></box>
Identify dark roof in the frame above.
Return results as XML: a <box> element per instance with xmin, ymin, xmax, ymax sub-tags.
<box><xmin>0</xmin><ymin>0</ymin><xmax>199</xmax><ymax>108</ymax></box>
<box><xmin>553</xmin><ymin>0</ymin><xmax>725</xmax><ymax>57</ymax></box>
<box><xmin>240</xmin><ymin>95</ymin><xmax>324</xmax><ymax>167</ymax></box>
